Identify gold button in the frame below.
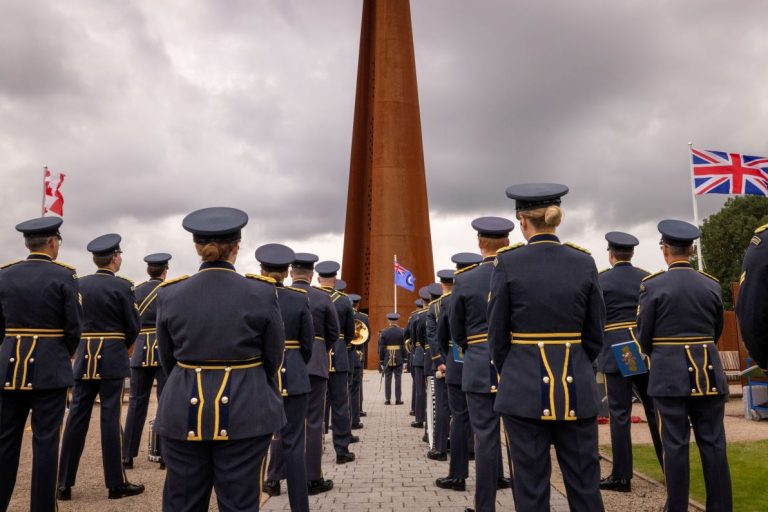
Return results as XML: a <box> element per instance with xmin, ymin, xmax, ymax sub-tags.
<box><xmin>330</xmin><ymin>351</ymin><xmax>334</xmax><ymax>355</ymax></box>
<box><xmin>9</xmin><ymin>358</ymin><xmax>15</xmax><ymax>363</ymax></box>
<box><xmin>542</xmin><ymin>376</ymin><xmax>550</xmax><ymax>384</ymax></box>
<box><xmin>190</xmin><ymin>397</ymin><xmax>199</xmax><ymax>405</ymax></box>
<box><xmin>84</xmin><ymin>355</ymin><xmax>89</xmax><ymax>359</ymax></box>
<box><xmin>684</xmin><ymin>345</ymin><xmax>690</xmax><ymax>349</ymax></box>
<box><xmin>565</xmin><ymin>343</ymin><xmax>571</xmax><ymax>348</ymax></box>
<box><xmin>95</xmin><ymin>374</ymin><xmax>100</xmax><ymax>378</ymax></box>
<box><xmin>569</xmin><ymin>410</ymin><xmax>575</xmax><ymax>417</ymax></box>
<box><xmin>27</xmin><ymin>383</ymin><xmax>32</xmax><ymax>388</ymax></box>
<box><xmin>221</xmin><ymin>396</ymin><xmax>229</xmax><ymax>404</ymax></box>
<box><xmin>97</xmin><ymin>355</ymin><xmax>102</xmax><ymax>359</ymax></box>
<box><xmin>195</xmin><ymin>367</ymin><xmax>202</xmax><ymax>373</ymax></box>
<box><xmin>566</xmin><ymin>376</ymin><xmax>573</xmax><ymax>383</ymax></box>
<box><xmin>220</xmin><ymin>429</ymin><xmax>228</xmax><ymax>436</ymax></box>
<box><xmin>537</xmin><ymin>342</ymin><xmax>544</xmax><ymax>348</ymax></box>
<box><xmin>490</xmin><ymin>385</ymin><xmax>497</xmax><ymax>391</ymax></box>
<box><xmin>4</xmin><ymin>382</ymin><xmax>10</xmax><ymax>386</ymax></box>
<box><xmin>142</xmin><ymin>362</ymin><xmax>147</xmax><ymax>367</ymax></box>
<box><xmin>188</xmin><ymin>430</ymin><xmax>196</xmax><ymax>437</ymax></box>
<box><xmin>29</xmin><ymin>358</ymin><xmax>34</xmax><ymax>363</ymax></box>
<box><xmin>83</xmin><ymin>374</ymin><xmax>88</xmax><ymax>378</ymax></box>
<box><xmin>711</xmin><ymin>387</ymin><xmax>717</xmax><ymax>392</ymax></box>
<box><xmin>543</xmin><ymin>409</ymin><xmax>551</xmax><ymax>416</ymax></box>
<box><xmin>691</xmin><ymin>389</ymin><xmax>697</xmax><ymax>393</ymax></box>
<box><xmin>225</xmin><ymin>367</ymin><xmax>231</xmax><ymax>373</ymax></box>
<box><xmin>688</xmin><ymin>367</ymin><xmax>694</xmax><ymax>372</ymax></box>
<box><xmin>282</xmin><ymin>389</ymin><xmax>287</xmax><ymax>394</ymax></box>
<box><xmin>281</xmin><ymin>368</ymin><xmax>286</xmax><ymax>373</ymax></box>
<box><xmin>708</xmin><ymin>365</ymin><xmax>713</xmax><ymax>370</ymax></box>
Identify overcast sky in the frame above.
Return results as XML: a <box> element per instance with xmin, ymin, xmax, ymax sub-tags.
<box><xmin>1</xmin><ymin>0</ymin><xmax>764</xmax><ymax>284</ymax></box>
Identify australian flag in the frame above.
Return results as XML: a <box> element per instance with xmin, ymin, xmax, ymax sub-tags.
<box><xmin>691</xmin><ymin>148</ymin><xmax>768</xmax><ymax>196</ymax></box>
<box><xmin>394</xmin><ymin>261</ymin><xmax>415</xmax><ymax>292</ymax></box>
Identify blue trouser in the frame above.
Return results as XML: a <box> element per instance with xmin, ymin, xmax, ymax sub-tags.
<box><xmin>267</xmin><ymin>394</ymin><xmax>310</xmax><ymax>512</ymax></box>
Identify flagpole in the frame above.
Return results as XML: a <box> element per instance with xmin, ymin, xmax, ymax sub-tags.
<box><xmin>393</xmin><ymin>254</ymin><xmax>398</xmax><ymax>315</ymax></box>
<box><xmin>688</xmin><ymin>142</ymin><xmax>704</xmax><ymax>271</ymax></box>
<box><xmin>41</xmin><ymin>166</ymin><xmax>47</xmax><ymax>216</ymax></box>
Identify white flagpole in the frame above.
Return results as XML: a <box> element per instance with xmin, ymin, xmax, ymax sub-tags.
<box><xmin>688</xmin><ymin>142</ymin><xmax>704</xmax><ymax>271</ymax></box>
<box><xmin>41</xmin><ymin>166</ymin><xmax>47</xmax><ymax>216</ymax></box>
<box><xmin>393</xmin><ymin>254</ymin><xmax>398</xmax><ymax>315</ymax></box>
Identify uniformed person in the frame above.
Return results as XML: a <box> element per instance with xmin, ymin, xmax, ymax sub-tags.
<box><xmin>58</xmin><ymin>233</ymin><xmax>144</xmax><ymax>500</ymax></box>
<box><xmin>316</xmin><ymin>261</ymin><xmax>357</xmax><ymax>457</ymax></box>
<box><xmin>636</xmin><ymin>220</ymin><xmax>732</xmax><ymax>512</ymax></box>
<box><xmin>122</xmin><ymin>252</ymin><xmax>172</xmax><ymax>470</ymax></box>
<box><xmin>451</xmin><ymin>218</ymin><xmax>515</xmax><ymax>512</ymax></box>
<box><xmin>0</xmin><ymin>217</ymin><xmax>82</xmax><ymax>512</ymax></box>
<box><xmin>488</xmin><ymin>183</ymin><xmax>605</xmax><ymax>512</ymax></box>
<box><xmin>378</xmin><ymin>313</ymin><xmax>406</xmax><ymax>404</ymax></box>
<box><xmin>258</xmin><ymin>244</ymin><xmax>312</xmax><ymax>512</ymax></box>
<box><xmin>409</xmin><ymin>288</ymin><xmax>431</xmax><ymax>430</ymax></box>
<box><xmin>426</xmin><ymin>280</ymin><xmax>450</xmax><ymax>460</ymax></box>
<box><xmin>405</xmin><ymin>298</ymin><xmax>424</xmax><ymax>421</ymax></box>
<box><xmin>435</xmin><ymin>259</ymin><xmax>477</xmax><ymax>494</ymax></box>
<box><xmin>349</xmin><ymin>293</ymin><xmax>369</xmax><ymax>429</ymax></box>
<box><xmin>735</xmin><ymin>222</ymin><xmax>768</xmax><ymax>372</ymax></box>
<box><xmin>598</xmin><ymin>232</ymin><xmax>662</xmax><ymax>492</ymax></box>
<box><xmin>153</xmin><ymin>207</ymin><xmax>285</xmax><ymax>511</ymax></box>
<box><xmin>289</xmin><ymin>253</ymin><xmax>341</xmax><ymax>494</ymax></box>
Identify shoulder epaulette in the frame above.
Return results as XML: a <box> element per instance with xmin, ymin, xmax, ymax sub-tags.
<box><xmin>428</xmin><ymin>297</ymin><xmax>442</xmax><ymax>307</ymax></box>
<box><xmin>159</xmin><ymin>275</ymin><xmax>190</xmax><ymax>287</ymax></box>
<box><xmin>497</xmin><ymin>243</ymin><xmax>524</xmax><ymax>254</ymax></box>
<box><xmin>313</xmin><ymin>285</ymin><xmax>331</xmax><ymax>293</ymax></box>
<box><xmin>698</xmin><ymin>270</ymin><xmax>720</xmax><ymax>283</ymax></box>
<box><xmin>454</xmin><ymin>263</ymin><xmax>478</xmax><ymax>276</ymax></box>
<box><xmin>285</xmin><ymin>285</ymin><xmax>308</xmax><ymax>294</ymax></box>
<box><xmin>0</xmin><ymin>260</ymin><xmax>21</xmax><ymax>270</ymax></box>
<box><xmin>440</xmin><ymin>291</ymin><xmax>452</xmax><ymax>299</ymax></box>
<box><xmin>754</xmin><ymin>223</ymin><xmax>768</xmax><ymax>234</ymax></box>
<box><xmin>134</xmin><ymin>280</ymin><xmax>148</xmax><ymax>289</ymax></box>
<box><xmin>52</xmin><ymin>260</ymin><xmax>77</xmax><ymax>272</ymax></box>
<box><xmin>564</xmin><ymin>242</ymin><xmax>591</xmax><ymax>255</ymax></box>
<box><xmin>641</xmin><ymin>270</ymin><xmax>665</xmax><ymax>282</ymax></box>
<box><xmin>117</xmin><ymin>275</ymin><xmax>135</xmax><ymax>286</ymax></box>
<box><xmin>333</xmin><ymin>290</ymin><xmax>348</xmax><ymax>297</ymax></box>
<box><xmin>246</xmin><ymin>273</ymin><xmax>276</xmax><ymax>285</ymax></box>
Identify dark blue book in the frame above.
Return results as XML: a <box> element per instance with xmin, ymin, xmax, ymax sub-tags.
<box><xmin>452</xmin><ymin>340</ymin><xmax>464</xmax><ymax>363</ymax></box>
<box><xmin>611</xmin><ymin>340</ymin><xmax>648</xmax><ymax>377</ymax></box>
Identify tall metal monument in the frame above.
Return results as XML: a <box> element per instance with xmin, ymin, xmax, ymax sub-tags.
<box><xmin>342</xmin><ymin>0</ymin><xmax>434</xmax><ymax>369</ymax></box>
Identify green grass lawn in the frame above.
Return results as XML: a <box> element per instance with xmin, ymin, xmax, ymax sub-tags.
<box><xmin>602</xmin><ymin>440</ymin><xmax>768</xmax><ymax>511</ymax></box>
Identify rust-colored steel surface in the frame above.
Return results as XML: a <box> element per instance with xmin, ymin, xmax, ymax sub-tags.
<box><xmin>342</xmin><ymin>0</ymin><xmax>434</xmax><ymax>369</ymax></box>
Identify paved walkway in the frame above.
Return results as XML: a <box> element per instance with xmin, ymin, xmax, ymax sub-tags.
<box><xmin>263</xmin><ymin>371</ymin><xmax>570</xmax><ymax>512</ymax></box>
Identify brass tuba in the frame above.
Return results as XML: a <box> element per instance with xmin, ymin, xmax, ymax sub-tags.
<box><xmin>351</xmin><ymin>319</ymin><xmax>370</xmax><ymax>346</ymax></box>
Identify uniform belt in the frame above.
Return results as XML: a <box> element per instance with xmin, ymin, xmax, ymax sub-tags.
<box><xmin>385</xmin><ymin>345</ymin><xmax>401</xmax><ymax>350</ymax></box>
<box><xmin>604</xmin><ymin>321</ymin><xmax>636</xmax><ymax>332</ymax></box>
<box><xmin>4</xmin><ymin>328</ymin><xmax>64</xmax><ymax>338</ymax></box>
<box><xmin>314</xmin><ymin>336</ymin><xmax>325</xmax><ymax>341</ymax></box>
<box><xmin>467</xmin><ymin>333</ymin><xmax>488</xmax><ymax>345</ymax></box>
<box><xmin>82</xmin><ymin>332</ymin><xmax>126</xmax><ymax>339</ymax></box>
<box><xmin>177</xmin><ymin>356</ymin><xmax>263</xmax><ymax>370</ymax></box>
<box><xmin>511</xmin><ymin>332</ymin><xmax>581</xmax><ymax>345</ymax></box>
<box><xmin>140</xmin><ymin>328</ymin><xmax>157</xmax><ymax>334</ymax></box>
<box><xmin>285</xmin><ymin>340</ymin><xmax>300</xmax><ymax>349</ymax></box>
<box><xmin>651</xmin><ymin>337</ymin><xmax>714</xmax><ymax>346</ymax></box>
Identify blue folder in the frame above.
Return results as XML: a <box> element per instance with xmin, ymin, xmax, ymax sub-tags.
<box><xmin>611</xmin><ymin>340</ymin><xmax>648</xmax><ymax>377</ymax></box>
<box><xmin>452</xmin><ymin>340</ymin><xmax>464</xmax><ymax>363</ymax></box>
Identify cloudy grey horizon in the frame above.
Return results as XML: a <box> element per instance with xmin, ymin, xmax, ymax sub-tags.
<box><xmin>2</xmin><ymin>0</ymin><xmax>763</xmax><ymax>287</ymax></box>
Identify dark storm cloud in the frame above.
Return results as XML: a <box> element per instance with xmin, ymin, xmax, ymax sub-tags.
<box><xmin>1</xmin><ymin>0</ymin><xmax>766</xmax><ymax>276</ymax></box>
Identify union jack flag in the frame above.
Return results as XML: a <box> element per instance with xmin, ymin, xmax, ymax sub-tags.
<box><xmin>691</xmin><ymin>148</ymin><xmax>768</xmax><ymax>196</ymax></box>
<box><xmin>394</xmin><ymin>261</ymin><xmax>415</xmax><ymax>292</ymax></box>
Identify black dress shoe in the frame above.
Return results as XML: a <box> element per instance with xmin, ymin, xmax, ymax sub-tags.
<box><xmin>411</xmin><ymin>421</ymin><xmax>424</xmax><ymax>428</ymax></box>
<box><xmin>599</xmin><ymin>475</ymin><xmax>631</xmax><ymax>492</ymax></box>
<box><xmin>122</xmin><ymin>458</ymin><xmax>133</xmax><ymax>469</ymax></box>
<box><xmin>422</xmin><ymin>433</ymin><xmax>429</xmax><ymax>443</ymax></box>
<box><xmin>350</xmin><ymin>435</ymin><xmax>360</xmax><ymax>443</ymax></box>
<box><xmin>336</xmin><ymin>452</ymin><xmax>356</xmax><ymax>464</ymax></box>
<box><xmin>435</xmin><ymin>477</ymin><xmax>466</xmax><ymax>491</ymax></box>
<box><xmin>307</xmin><ymin>479</ymin><xmax>334</xmax><ymax>495</ymax></box>
<box><xmin>469</xmin><ymin>452</ymin><xmax>475</xmax><ymax>461</ymax></box>
<box><xmin>351</xmin><ymin>422</ymin><xmax>364</xmax><ymax>430</ymax></box>
<box><xmin>57</xmin><ymin>487</ymin><xmax>71</xmax><ymax>501</ymax></box>
<box><xmin>409</xmin><ymin>410</ymin><xmax>415</xmax><ymax>416</ymax></box>
<box><xmin>395</xmin><ymin>400</ymin><xmax>404</xmax><ymax>405</ymax></box>
<box><xmin>159</xmin><ymin>461</ymin><xmax>166</xmax><ymax>470</ymax></box>
<box><xmin>360</xmin><ymin>411</ymin><xmax>367</xmax><ymax>417</ymax></box>
<box><xmin>427</xmin><ymin>450</ymin><xmax>447</xmax><ymax>461</ymax></box>
<box><xmin>263</xmin><ymin>479</ymin><xmax>280</xmax><ymax>496</ymax></box>
<box><xmin>465</xmin><ymin>508</ymin><xmax>475</xmax><ymax>512</ymax></box>
<box><xmin>497</xmin><ymin>477</ymin><xmax>512</xmax><ymax>489</ymax></box>
<box><xmin>384</xmin><ymin>400</ymin><xmax>391</xmax><ymax>405</ymax></box>
<box><xmin>108</xmin><ymin>482</ymin><xmax>145</xmax><ymax>499</ymax></box>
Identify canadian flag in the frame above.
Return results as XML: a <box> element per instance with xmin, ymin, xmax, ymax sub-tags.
<box><xmin>43</xmin><ymin>167</ymin><xmax>65</xmax><ymax>217</ymax></box>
